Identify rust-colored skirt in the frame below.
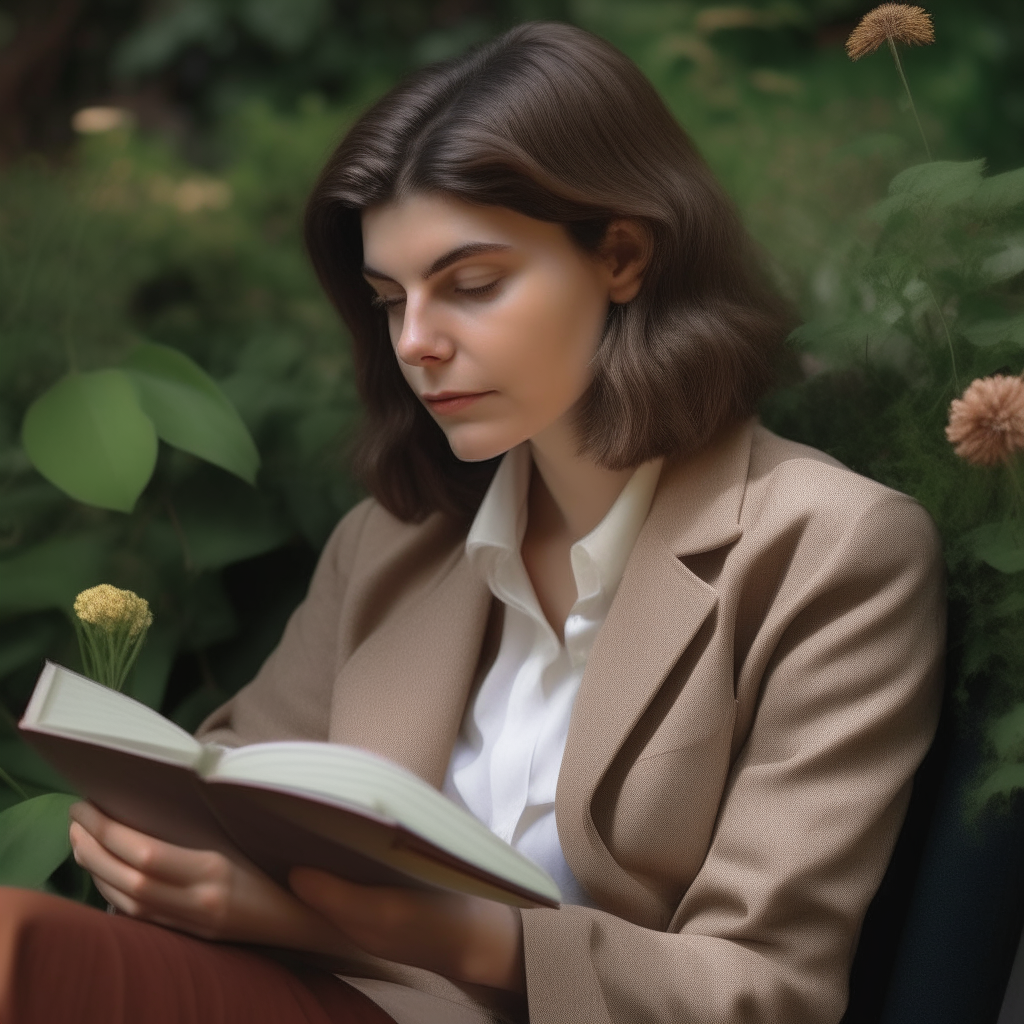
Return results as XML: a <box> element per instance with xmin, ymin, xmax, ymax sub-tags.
<box><xmin>0</xmin><ymin>887</ymin><xmax>396</xmax><ymax>1024</ymax></box>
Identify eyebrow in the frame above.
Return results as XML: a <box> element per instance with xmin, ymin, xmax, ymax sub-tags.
<box><xmin>362</xmin><ymin>242</ymin><xmax>513</xmax><ymax>283</ymax></box>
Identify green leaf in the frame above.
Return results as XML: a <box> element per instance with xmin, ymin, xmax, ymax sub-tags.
<box><xmin>888</xmin><ymin>159</ymin><xmax>986</xmax><ymax>203</ymax></box>
<box><xmin>789</xmin><ymin>314</ymin><xmax>909</xmax><ymax>367</ymax></box>
<box><xmin>962</xmin><ymin>314</ymin><xmax>1024</xmax><ymax>349</ymax></box>
<box><xmin>966</xmin><ymin>521</ymin><xmax>1024</xmax><ymax>574</ymax></box>
<box><xmin>0</xmin><ymin>532</ymin><xmax>112</xmax><ymax>616</ymax></box>
<box><xmin>972</xmin><ymin>166</ymin><xmax>1024</xmax><ymax>217</ymax></box>
<box><xmin>874</xmin><ymin>160</ymin><xmax>986</xmax><ymax>221</ymax></box>
<box><xmin>122</xmin><ymin>343</ymin><xmax>260</xmax><ymax>485</ymax></box>
<box><xmin>0</xmin><ymin>793</ymin><xmax>77</xmax><ymax>888</ymax></box>
<box><xmin>979</xmin><ymin>236</ymin><xmax>1024</xmax><ymax>285</ymax></box>
<box><xmin>0</xmin><ymin>739</ymin><xmax>73</xmax><ymax>793</ymax></box>
<box><xmin>22</xmin><ymin>370</ymin><xmax>158</xmax><ymax>513</ymax></box>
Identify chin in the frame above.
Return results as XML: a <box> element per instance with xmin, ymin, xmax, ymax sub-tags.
<box><xmin>443</xmin><ymin>425</ymin><xmax>523</xmax><ymax>464</ymax></box>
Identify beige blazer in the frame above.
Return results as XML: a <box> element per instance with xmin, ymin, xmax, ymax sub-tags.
<box><xmin>198</xmin><ymin>418</ymin><xmax>946</xmax><ymax>1024</ymax></box>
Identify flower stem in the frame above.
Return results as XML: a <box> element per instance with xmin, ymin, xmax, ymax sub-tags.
<box><xmin>0</xmin><ymin>764</ymin><xmax>28</xmax><ymax>801</ymax></box>
<box><xmin>887</xmin><ymin>37</ymin><xmax>932</xmax><ymax>161</ymax></box>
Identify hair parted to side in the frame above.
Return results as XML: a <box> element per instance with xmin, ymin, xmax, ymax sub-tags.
<box><xmin>305</xmin><ymin>21</ymin><xmax>793</xmax><ymax>523</ymax></box>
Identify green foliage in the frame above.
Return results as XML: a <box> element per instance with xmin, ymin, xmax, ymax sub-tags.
<box><xmin>0</xmin><ymin>104</ymin><xmax>364</xmax><ymax>888</ymax></box>
<box><xmin>3</xmin><ymin>0</ymin><xmax>1024</xmax><ymax>892</ymax></box>
<box><xmin>22</xmin><ymin>370</ymin><xmax>158</xmax><ymax>513</ymax></box>
<box><xmin>123</xmin><ymin>343</ymin><xmax>260</xmax><ymax>486</ymax></box>
<box><xmin>0</xmin><ymin>794</ymin><xmax>78</xmax><ymax>889</ymax></box>
<box><xmin>966</xmin><ymin>521</ymin><xmax>1024</xmax><ymax>574</ymax></box>
<box><xmin>762</xmin><ymin>155</ymin><xmax>1024</xmax><ymax>807</ymax></box>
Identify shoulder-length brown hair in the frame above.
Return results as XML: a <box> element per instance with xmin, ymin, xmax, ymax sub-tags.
<box><xmin>305</xmin><ymin>21</ymin><xmax>792</xmax><ymax>523</ymax></box>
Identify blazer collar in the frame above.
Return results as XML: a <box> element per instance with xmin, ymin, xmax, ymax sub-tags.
<box><xmin>329</xmin><ymin>524</ymin><xmax>496</xmax><ymax>790</ymax></box>
<box><xmin>646</xmin><ymin>416</ymin><xmax>754</xmax><ymax>558</ymax></box>
<box><xmin>555</xmin><ymin>418</ymin><xmax>755</xmax><ymax>920</ymax></box>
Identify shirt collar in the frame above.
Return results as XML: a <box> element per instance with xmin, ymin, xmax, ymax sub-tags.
<box><xmin>466</xmin><ymin>444</ymin><xmax>663</xmax><ymax>614</ymax></box>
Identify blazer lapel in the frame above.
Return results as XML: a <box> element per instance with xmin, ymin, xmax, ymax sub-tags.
<box><xmin>328</xmin><ymin>552</ymin><xmax>495</xmax><ymax>789</ymax></box>
<box><xmin>556</xmin><ymin>419</ymin><xmax>755</xmax><ymax>916</ymax></box>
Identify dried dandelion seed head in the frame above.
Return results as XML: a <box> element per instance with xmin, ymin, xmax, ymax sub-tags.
<box><xmin>846</xmin><ymin>4</ymin><xmax>935</xmax><ymax>60</ymax></box>
<box><xmin>74</xmin><ymin>584</ymin><xmax>153</xmax><ymax>637</ymax></box>
<box><xmin>945</xmin><ymin>375</ymin><xmax>1024</xmax><ymax>467</ymax></box>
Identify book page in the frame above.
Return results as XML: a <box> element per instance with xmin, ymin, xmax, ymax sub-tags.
<box><xmin>23</xmin><ymin>663</ymin><xmax>201</xmax><ymax>767</ymax></box>
<box><xmin>209</xmin><ymin>741</ymin><xmax>560</xmax><ymax>903</ymax></box>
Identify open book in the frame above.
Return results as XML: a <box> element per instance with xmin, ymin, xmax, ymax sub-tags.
<box><xmin>19</xmin><ymin>663</ymin><xmax>560</xmax><ymax>909</ymax></box>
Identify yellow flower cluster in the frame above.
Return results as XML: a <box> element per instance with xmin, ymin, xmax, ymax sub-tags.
<box><xmin>72</xmin><ymin>585</ymin><xmax>154</xmax><ymax>692</ymax></box>
<box><xmin>73</xmin><ymin>584</ymin><xmax>153</xmax><ymax>638</ymax></box>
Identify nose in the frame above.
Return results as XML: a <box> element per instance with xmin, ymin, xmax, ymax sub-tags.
<box><xmin>393</xmin><ymin>296</ymin><xmax>455</xmax><ymax>367</ymax></box>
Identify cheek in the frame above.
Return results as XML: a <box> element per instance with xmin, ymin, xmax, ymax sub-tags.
<box><xmin>503</xmin><ymin>281</ymin><xmax>604</xmax><ymax>400</ymax></box>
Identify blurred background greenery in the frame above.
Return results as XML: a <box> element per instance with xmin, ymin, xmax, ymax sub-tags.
<box><xmin>2</xmin><ymin>0</ymin><xmax>1024</xmax><ymax>933</ymax></box>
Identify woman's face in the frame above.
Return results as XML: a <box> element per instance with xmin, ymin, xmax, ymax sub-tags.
<box><xmin>360</xmin><ymin>192</ymin><xmax>640</xmax><ymax>463</ymax></box>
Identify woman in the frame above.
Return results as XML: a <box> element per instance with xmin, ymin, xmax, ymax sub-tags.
<box><xmin>0</xmin><ymin>20</ymin><xmax>945</xmax><ymax>1024</ymax></box>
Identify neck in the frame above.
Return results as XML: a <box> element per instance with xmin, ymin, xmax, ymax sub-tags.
<box><xmin>527</xmin><ymin>423</ymin><xmax>634</xmax><ymax>542</ymax></box>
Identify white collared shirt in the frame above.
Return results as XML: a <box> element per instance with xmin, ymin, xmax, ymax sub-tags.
<box><xmin>441</xmin><ymin>444</ymin><xmax>663</xmax><ymax>906</ymax></box>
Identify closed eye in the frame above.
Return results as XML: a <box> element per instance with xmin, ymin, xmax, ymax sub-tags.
<box><xmin>454</xmin><ymin>280</ymin><xmax>501</xmax><ymax>298</ymax></box>
<box><xmin>369</xmin><ymin>278</ymin><xmax>501</xmax><ymax>312</ymax></box>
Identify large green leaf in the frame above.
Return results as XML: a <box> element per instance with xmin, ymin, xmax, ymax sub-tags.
<box><xmin>0</xmin><ymin>793</ymin><xmax>77</xmax><ymax>888</ymax></box>
<box><xmin>966</xmin><ymin>521</ymin><xmax>1024</xmax><ymax>574</ymax></box>
<box><xmin>122</xmin><ymin>343</ymin><xmax>260</xmax><ymax>485</ymax></box>
<box><xmin>22</xmin><ymin>370</ymin><xmax>158</xmax><ymax>513</ymax></box>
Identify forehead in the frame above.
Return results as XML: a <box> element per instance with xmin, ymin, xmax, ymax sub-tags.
<box><xmin>360</xmin><ymin>193</ymin><xmax>573</xmax><ymax>276</ymax></box>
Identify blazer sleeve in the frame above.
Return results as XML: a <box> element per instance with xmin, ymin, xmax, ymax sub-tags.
<box><xmin>195</xmin><ymin>498</ymin><xmax>375</xmax><ymax>747</ymax></box>
<box><xmin>520</xmin><ymin>492</ymin><xmax>946</xmax><ymax>1024</ymax></box>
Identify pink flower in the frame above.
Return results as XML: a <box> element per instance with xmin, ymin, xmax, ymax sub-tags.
<box><xmin>946</xmin><ymin>375</ymin><xmax>1024</xmax><ymax>466</ymax></box>
<box><xmin>846</xmin><ymin>4</ymin><xmax>935</xmax><ymax>61</ymax></box>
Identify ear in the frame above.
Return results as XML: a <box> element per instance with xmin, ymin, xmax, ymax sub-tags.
<box><xmin>600</xmin><ymin>219</ymin><xmax>651</xmax><ymax>304</ymax></box>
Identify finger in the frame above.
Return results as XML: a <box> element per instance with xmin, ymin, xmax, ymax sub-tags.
<box><xmin>70</xmin><ymin>819</ymin><xmax>213</xmax><ymax>924</ymax></box>
<box><xmin>71</xmin><ymin>820</ymin><xmax>160</xmax><ymax>910</ymax></box>
<box><xmin>69</xmin><ymin>802</ymin><xmax>222</xmax><ymax>887</ymax></box>
<box><xmin>92</xmin><ymin>875</ymin><xmax>190</xmax><ymax>933</ymax></box>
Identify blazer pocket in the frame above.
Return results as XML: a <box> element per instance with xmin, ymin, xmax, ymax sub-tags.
<box><xmin>599</xmin><ymin>700</ymin><xmax>738</xmax><ymax>900</ymax></box>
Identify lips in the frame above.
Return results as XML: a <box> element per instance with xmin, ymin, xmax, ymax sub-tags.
<box><xmin>422</xmin><ymin>391</ymin><xmax>492</xmax><ymax>415</ymax></box>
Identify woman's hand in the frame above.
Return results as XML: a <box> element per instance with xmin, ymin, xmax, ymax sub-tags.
<box><xmin>69</xmin><ymin>801</ymin><xmax>525</xmax><ymax>992</ymax></box>
<box><xmin>67</xmin><ymin>802</ymin><xmax>350</xmax><ymax>955</ymax></box>
<box><xmin>289</xmin><ymin>867</ymin><xmax>526</xmax><ymax>994</ymax></box>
